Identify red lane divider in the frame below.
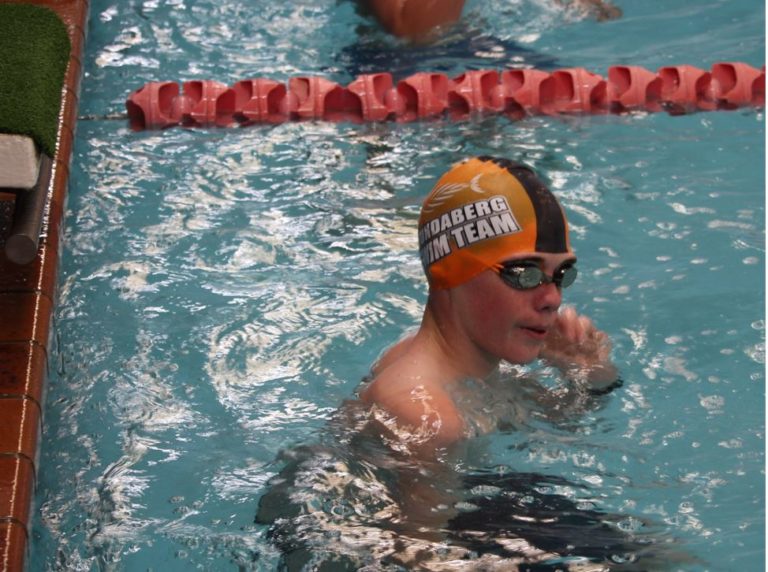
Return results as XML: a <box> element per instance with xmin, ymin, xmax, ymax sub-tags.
<box><xmin>125</xmin><ymin>62</ymin><xmax>765</xmax><ymax>130</ymax></box>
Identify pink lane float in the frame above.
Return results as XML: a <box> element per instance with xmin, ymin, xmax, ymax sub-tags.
<box><xmin>126</xmin><ymin>62</ymin><xmax>765</xmax><ymax>130</ymax></box>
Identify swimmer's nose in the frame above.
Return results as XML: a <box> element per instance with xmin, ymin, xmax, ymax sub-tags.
<box><xmin>534</xmin><ymin>281</ymin><xmax>562</xmax><ymax>313</ymax></box>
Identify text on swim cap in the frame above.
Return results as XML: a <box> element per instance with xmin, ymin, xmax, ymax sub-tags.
<box><xmin>419</xmin><ymin>196</ymin><xmax>522</xmax><ymax>268</ymax></box>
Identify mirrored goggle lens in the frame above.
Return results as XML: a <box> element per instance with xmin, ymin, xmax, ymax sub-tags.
<box><xmin>501</xmin><ymin>264</ymin><xmax>577</xmax><ymax>289</ymax></box>
<box><xmin>557</xmin><ymin>265</ymin><xmax>577</xmax><ymax>288</ymax></box>
<box><xmin>516</xmin><ymin>267</ymin><xmax>546</xmax><ymax>288</ymax></box>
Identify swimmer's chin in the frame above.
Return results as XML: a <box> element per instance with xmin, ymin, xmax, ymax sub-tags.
<box><xmin>493</xmin><ymin>337</ymin><xmax>546</xmax><ymax>367</ymax></box>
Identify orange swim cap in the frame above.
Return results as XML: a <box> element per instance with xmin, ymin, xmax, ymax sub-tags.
<box><xmin>418</xmin><ymin>156</ymin><xmax>572</xmax><ymax>290</ymax></box>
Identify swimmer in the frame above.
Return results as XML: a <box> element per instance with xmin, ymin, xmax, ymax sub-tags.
<box><xmin>255</xmin><ymin>158</ymin><xmax>682</xmax><ymax>570</ymax></box>
<box><xmin>361</xmin><ymin>0</ymin><xmax>622</xmax><ymax>39</ymax></box>
<box><xmin>362</xmin><ymin>0</ymin><xmax>466</xmax><ymax>40</ymax></box>
<box><xmin>255</xmin><ymin>158</ymin><xmax>694</xmax><ymax>571</ymax></box>
<box><xmin>361</xmin><ymin>156</ymin><xmax>620</xmax><ymax>449</ymax></box>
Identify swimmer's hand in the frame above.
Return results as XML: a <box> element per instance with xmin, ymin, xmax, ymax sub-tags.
<box><xmin>555</xmin><ymin>0</ymin><xmax>622</xmax><ymax>21</ymax></box>
<box><xmin>539</xmin><ymin>306</ymin><xmax>619</xmax><ymax>390</ymax></box>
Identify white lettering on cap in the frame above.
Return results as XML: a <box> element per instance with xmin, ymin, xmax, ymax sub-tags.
<box><xmin>419</xmin><ymin>195</ymin><xmax>522</xmax><ymax>267</ymax></box>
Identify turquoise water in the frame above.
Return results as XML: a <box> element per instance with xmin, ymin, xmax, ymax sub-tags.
<box><xmin>31</xmin><ymin>0</ymin><xmax>764</xmax><ymax>570</ymax></box>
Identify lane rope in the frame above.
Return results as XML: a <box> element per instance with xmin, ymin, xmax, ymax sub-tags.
<box><xmin>125</xmin><ymin>62</ymin><xmax>765</xmax><ymax>130</ymax></box>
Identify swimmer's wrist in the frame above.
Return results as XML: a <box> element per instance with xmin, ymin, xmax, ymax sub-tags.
<box><xmin>554</xmin><ymin>361</ymin><xmax>620</xmax><ymax>393</ymax></box>
<box><xmin>586</xmin><ymin>375</ymin><xmax>623</xmax><ymax>396</ymax></box>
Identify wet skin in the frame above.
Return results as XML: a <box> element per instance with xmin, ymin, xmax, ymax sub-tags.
<box><xmin>361</xmin><ymin>251</ymin><xmax>618</xmax><ymax>449</ymax></box>
<box><xmin>447</xmin><ymin>252</ymin><xmax>577</xmax><ymax>374</ymax></box>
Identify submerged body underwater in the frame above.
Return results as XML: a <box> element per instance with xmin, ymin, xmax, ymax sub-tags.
<box><xmin>257</xmin><ymin>366</ymin><xmax>688</xmax><ymax>571</ymax></box>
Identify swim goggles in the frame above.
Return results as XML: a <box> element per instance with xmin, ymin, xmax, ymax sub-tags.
<box><xmin>495</xmin><ymin>260</ymin><xmax>578</xmax><ymax>290</ymax></box>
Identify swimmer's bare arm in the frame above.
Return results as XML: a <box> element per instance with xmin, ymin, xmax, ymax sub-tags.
<box><xmin>539</xmin><ymin>306</ymin><xmax>620</xmax><ymax>392</ymax></box>
<box><xmin>359</xmin><ymin>377</ymin><xmax>465</xmax><ymax>542</ymax></box>
<box><xmin>361</xmin><ymin>370</ymin><xmax>465</xmax><ymax>449</ymax></box>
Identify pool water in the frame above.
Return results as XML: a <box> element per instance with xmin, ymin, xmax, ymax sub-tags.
<box><xmin>30</xmin><ymin>0</ymin><xmax>764</xmax><ymax>570</ymax></box>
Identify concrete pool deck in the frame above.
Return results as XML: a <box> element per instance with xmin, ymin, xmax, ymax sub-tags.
<box><xmin>0</xmin><ymin>1</ymin><xmax>89</xmax><ymax>570</ymax></box>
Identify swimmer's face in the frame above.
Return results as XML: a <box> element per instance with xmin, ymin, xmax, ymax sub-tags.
<box><xmin>450</xmin><ymin>252</ymin><xmax>577</xmax><ymax>365</ymax></box>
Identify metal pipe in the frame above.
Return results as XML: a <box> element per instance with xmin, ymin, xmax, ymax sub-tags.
<box><xmin>5</xmin><ymin>153</ymin><xmax>52</xmax><ymax>265</ymax></box>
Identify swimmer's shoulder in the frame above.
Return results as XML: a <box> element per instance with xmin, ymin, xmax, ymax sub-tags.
<box><xmin>361</xmin><ymin>354</ymin><xmax>465</xmax><ymax>446</ymax></box>
<box><xmin>369</xmin><ymin>331</ymin><xmax>418</xmax><ymax>377</ymax></box>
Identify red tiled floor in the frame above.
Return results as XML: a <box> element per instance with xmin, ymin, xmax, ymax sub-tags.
<box><xmin>0</xmin><ymin>399</ymin><xmax>41</xmax><ymax>462</ymax></box>
<box><xmin>0</xmin><ymin>1</ymin><xmax>90</xmax><ymax>570</ymax></box>
<box><xmin>0</xmin><ymin>192</ymin><xmax>63</xmax><ymax>302</ymax></box>
<box><xmin>0</xmin><ymin>456</ymin><xmax>34</xmax><ymax>526</ymax></box>
<box><xmin>0</xmin><ymin>523</ymin><xmax>27</xmax><ymax>572</ymax></box>
<box><xmin>0</xmin><ymin>256</ymin><xmax>57</xmax><ymax>301</ymax></box>
<box><xmin>0</xmin><ymin>293</ymin><xmax>53</xmax><ymax>349</ymax></box>
<box><xmin>0</xmin><ymin>243</ymin><xmax>58</xmax><ymax>302</ymax></box>
<box><xmin>0</xmin><ymin>343</ymin><xmax>47</xmax><ymax>405</ymax></box>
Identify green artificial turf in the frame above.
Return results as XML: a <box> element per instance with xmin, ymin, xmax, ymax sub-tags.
<box><xmin>0</xmin><ymin>3</ymin><xmax>71</xmax><ymax>157</ymax></box>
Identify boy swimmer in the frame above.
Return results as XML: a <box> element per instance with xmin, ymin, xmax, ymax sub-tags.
<box><xmin>257</xmin><ymin>159</ymin><xmax>690</xmax><ymax>571</ymax></box>
<box><xmin>361</xmin><ymin>156</ymin><xmax>619</xmax><ymax>448</ymax></box>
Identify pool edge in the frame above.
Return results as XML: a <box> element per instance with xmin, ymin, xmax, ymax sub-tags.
<box><xmin>0</xmin><ymin>1</ymin><xmax>89</xmax><ymax>571</ymax></box>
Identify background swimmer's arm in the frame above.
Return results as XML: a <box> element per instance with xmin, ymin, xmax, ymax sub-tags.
<box><xmin>538</xmin><ymin>306</ymin><xmax>620</xmax><ymax>392</ymax></box>
<box><xmin>361</xmin><ymin>0</ymin><xmax>466</xmax><ymax>39</ymax></box>
<box><xmin>362</xmin><ymin>0</ymin><xmax>619</xmax><ymax>40</ymax></box>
